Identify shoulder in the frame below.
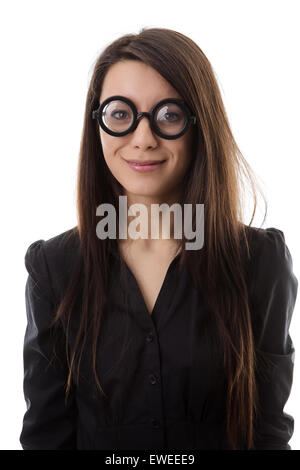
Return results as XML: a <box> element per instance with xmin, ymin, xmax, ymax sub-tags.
<box><xmin>244</xmin><ymin>226</ymin><xmax>298</xmax><ymax>354</ymax></box>
<box><xmin>25</xmin><ymin>226</ymin><xmax>80</xmax><ymax>302</ymax></box>
<box><xmin>25</xmin><ymin>226</ymin><xmax>80</xmax><ymax>270</ymax></box>
<box><xmin>245</xmin><ymin>226</ymin><xmax>296</xmax><ymax>287</ymax></box>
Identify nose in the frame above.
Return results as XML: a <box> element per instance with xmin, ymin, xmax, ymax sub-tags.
<box><xmin>136</xmin><ymin>112</ymin><xmax>151</xmax><ymax>121</ymax></box>
<box><xmin>130</xmin><ymin>112</ymin><xmax>158</xmax><ymax>148</ymax></box>
<box><xmin>135</xmin><ymin>112</ymin><xmax>153</xmax><ymax>131</ymax></box>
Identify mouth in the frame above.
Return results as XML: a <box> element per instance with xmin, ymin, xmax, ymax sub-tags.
<box><xmin>123</xmin><ymin>158</ymin><xmax>167</xmax><ymax>173</ymax></box>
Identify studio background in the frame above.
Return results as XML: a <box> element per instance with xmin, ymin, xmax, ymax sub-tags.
<box><xmin>0</xmin><ymin>0</ymin><xmax>299</xmax><ymax>450</ymax></box>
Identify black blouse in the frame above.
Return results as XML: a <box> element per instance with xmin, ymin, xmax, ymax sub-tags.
<box><xmin>20</xmin><ymin>226</ymin><xmax>298</xmax><ymax>450</ymax></box>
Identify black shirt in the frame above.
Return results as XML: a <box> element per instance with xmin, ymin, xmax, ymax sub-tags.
<box><xmin>20</xmin><ymin>226</ymin><xmax>298</xmax><ymax>450</ymax></box>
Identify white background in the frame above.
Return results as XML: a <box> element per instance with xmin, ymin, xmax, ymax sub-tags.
<box><xmin>0</xmin><ymin>0</ymin><xmax>299</xmax><ymax>450</ymax></box>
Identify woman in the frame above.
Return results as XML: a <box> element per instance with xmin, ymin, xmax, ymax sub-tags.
<box><xmin>20</xmin><ymin>27</ymin><xmax>298</xmax><ymax>450</ymax></box>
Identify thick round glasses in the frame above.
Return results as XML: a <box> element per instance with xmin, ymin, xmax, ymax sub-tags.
<box><xmin>92</xmin><ymin>95</ymin><xmax>197</xmax><ymax>140</ymax></box>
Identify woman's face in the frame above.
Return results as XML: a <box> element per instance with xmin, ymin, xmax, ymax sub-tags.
<box><xmin>98</xmin><ymin>60</ymin><xmax>194</xmax><ymax>203</ymax></box>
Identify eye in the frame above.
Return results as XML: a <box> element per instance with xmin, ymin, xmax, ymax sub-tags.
<box><xmin>163</xmin><ymin>112</ymin><xmax>180</xmax><ymax>122</ymax></box>
<box><xmin>156</xmin><ymin>104</ymin><xmax>184</xmax><ymax>125</ymax></box>
<box><xmin>110</xmin><ymin>110</ymin><xmax>130</xmax><ymax>120</ymax></box>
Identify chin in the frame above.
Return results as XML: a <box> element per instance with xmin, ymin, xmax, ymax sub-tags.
<box><xmin>123</xmin><ymin>185</ymin><xmax>163</xmax><ymax>197</ymax></box>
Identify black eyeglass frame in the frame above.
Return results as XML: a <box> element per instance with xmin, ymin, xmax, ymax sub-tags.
<box><xmin>92</xmin><ymin>95</ymin><xmax>197</xmax><ymax>140</ymax></box>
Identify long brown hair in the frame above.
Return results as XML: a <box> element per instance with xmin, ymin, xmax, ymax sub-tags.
<box><xmin>51</xmin><ymin>27</ymin><xmax>267</xmax><ymax>450</ymax></box>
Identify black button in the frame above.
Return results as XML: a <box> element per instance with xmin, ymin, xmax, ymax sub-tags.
<box><xmin>146</xmin><ymin>332</ymin><xmax>154</xmax><ymax>343</ymax></box>
<box><xmin>151</xmin><ymin>418</ymin><xmax>160</xmax><ymax>428</ymax></box>
<box><xmin>149</xmin><ymin>373</ymin><xmax>157</xmax><ymax>385</ymax></box>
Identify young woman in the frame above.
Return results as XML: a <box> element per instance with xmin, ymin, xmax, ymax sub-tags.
<box><xmin>20</xmin><ymin>27</ymin><xmax>298</xmax><ymax>450</ymax></box>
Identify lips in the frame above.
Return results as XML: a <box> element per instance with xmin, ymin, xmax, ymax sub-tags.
<box><xmin>124</xmin><ymin>159</ymin><xmax>166</xmax><ymax>173</ymax></box>
<box><xmin>125</xmin><ymin>160</ymin><xmax>166</xmax><ymax>166</ymax></box>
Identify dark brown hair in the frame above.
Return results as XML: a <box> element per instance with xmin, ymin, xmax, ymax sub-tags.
<box><xmin>52</xmin><ymin>27</ymin><xmax>267</xmax><ymax>450</ymax></box>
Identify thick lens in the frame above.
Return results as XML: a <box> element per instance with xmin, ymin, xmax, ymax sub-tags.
<box><xmin>102</xmin><ymin>100</ymin><xmax>134</xmax><ymax>133</ymax></box>
<box><xmin>154</xmin><ymin>103</ymin><xmax>186</xmax><ymax>136</ymax></box>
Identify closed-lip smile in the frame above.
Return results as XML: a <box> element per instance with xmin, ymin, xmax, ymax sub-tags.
<box><xmin>123</xmin><ymin>158</ymin><xmax>167</xmax><ymax>173</ymax></box>
<box><xmin>124</xmin><ymin>159</ymin><xmax>166</xmax><ymax>165</ymax></box>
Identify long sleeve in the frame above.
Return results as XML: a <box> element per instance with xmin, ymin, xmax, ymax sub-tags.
<box><xmin>250</xmin><ymin>228</ymin><xmax>298</xmax><ymax>450</ymax></box>
<box><xmin>20</xmin><ymin>240</ymin><xmax>78</xmax><ymax>449</ymax></box>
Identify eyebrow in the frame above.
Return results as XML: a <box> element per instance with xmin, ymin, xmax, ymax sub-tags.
<box><xmin>101</xmin><ymin>95</ymin><xmax>183</xmax><ymax>107</ymax></box>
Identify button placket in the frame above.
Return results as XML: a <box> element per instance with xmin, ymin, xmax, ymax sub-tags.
<box><xmin>146</xmin><ymin>332</ymin><xmax>154</xmax><ymax>343</ymax></box>
<box><xmin>151</xmin><ymin>418</ymin><xmax>160</xmax><ymax>428</ymax></box>
<box><xmin>143</xmin><ymin>326</ymin><xmax>164</xmax><ymax>444</ymax></box>
<box><xmin>149</xmin><ymin>373</ymin><xmax>157</xmax><ymax>385</ymax></box>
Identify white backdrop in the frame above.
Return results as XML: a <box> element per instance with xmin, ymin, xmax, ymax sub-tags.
<box><xmin>0</xmin><ymin>0</ymin><xmax>299</xmax><ymax>450</ymax></box>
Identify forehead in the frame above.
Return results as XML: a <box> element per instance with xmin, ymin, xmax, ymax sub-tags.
<box><xmin>99</xmin><ymin>60</ymin><xmax>182</xmax><ymax>108</ymax></box>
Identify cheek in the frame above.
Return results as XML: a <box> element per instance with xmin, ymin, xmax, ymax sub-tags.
<box><xmin>100</xmin><ymin>130</ymin><xmax>115</xmax><ymax>156</ymax></box>
<box><xmin>182</xmin><ymin>133</ymin><xmax>195</xmax><ymax>167</ymax></box>
<box><xmin>172</xmin><ymin>141</ymin><xmax>193</xmax><ymax>170</ymax></box>
<box><xmin>99</xmin><ymin>132</ymin><xmax>121</xmax><ymax>171</ymax></box>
